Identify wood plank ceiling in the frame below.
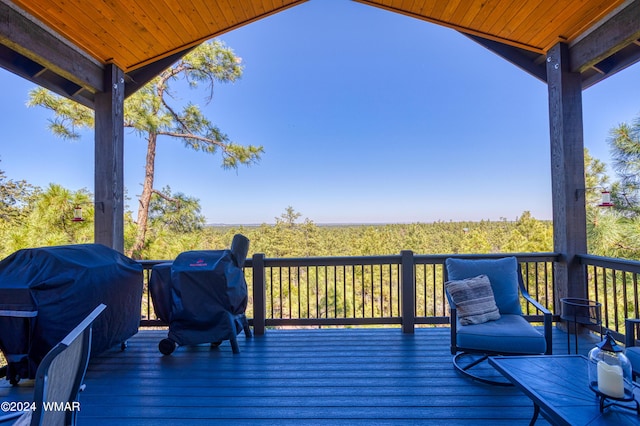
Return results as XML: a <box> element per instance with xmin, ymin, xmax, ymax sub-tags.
<box><xmin>357</xmin><ymin>0</ymin><xmax>629</xmax><ymax>54</ymax></box>
<box><xmin>1</xmin><ymin>0</ymin><xmax>639</xmax><ymax>106</ymax></box>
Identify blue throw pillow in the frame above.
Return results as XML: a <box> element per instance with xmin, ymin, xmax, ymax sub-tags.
<box><xmin>445</xmin><ymin>256</ymin><xmax>522</xmax><ymax>315</ymax></box>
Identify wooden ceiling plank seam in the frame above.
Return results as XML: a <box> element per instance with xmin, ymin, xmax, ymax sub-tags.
<box><xmin>441</xmin><ymin>0</ymin><xmax>464</xmax><ymax>25</ymax></box>
<box><xmin>237</xmin><ymin>0</ymin><xmax>259</xmax><ymax>21</ymax></box>
<box><xmin>428</xmin><ymin>0</ymin><xmax>451</xmax><ymax>22</ymax></box>
<box><xmin>89</xmin><ymin>0</ymin><xmax>153</xmax><ymax>65</ymax></box>
<box><xmin>453</xmin><ymin>1</ymin><xmax>485</xmax><ymax>27</ymax></box>
<box><xmin>464</xmin><ymin>0</ymin><xmax>504</xmax><ymax>31</ymax></box>
<box><xmin>113</xmin><ymin>0</ymin><xmax>192</xmax><ymax>70</ymax></box>
<box><xmin>205</xmin><ymin>0</ymin><xmax>241</xmax><ymax>33</ymax></box>
<box><xmin>249</xmin><ymin>0</ymin><xmax>267</xmax><ymax>17</ymax></box>
<box><xmin>226</xmin><ymin>1</ymin><xmax>250</xmax><ymax>24</ymax></box>
<box><xmin>486</xmin><ymin>1</ymin><xmax>530</xmax><ymax>39</ymax></box>
<box><xmin>136</xmin><ymin>0</ymin><xmax>185</xmax><ymax>48</ymax></box>
<box><xmin>407</xmin><ymin>0</ymin><xmax>435</xmax><ymax>17</ymax></box>
<box><xmin>513</xmin><ymin>0</ymin><xmax>576</xmax><ymax>51</ymax></box>
<box><xmin>126</xmin><ymin>0</ymin><xmax>310</xmax><ymax>71</ymax></box>
<box><xmin>530</xmin><ymin>1</ymin><xmax>600</xmax><ymax>47</ymax></box>
<box><xmin>156</xmin><ymin>0</ymin><xmax>202</xmax><ymax>43</ymax></box>
<box><xmin>208</xmin><ymin>0</ymin><xmax>237</xmax><ymax>25</ymax></box>
<box><xmin>353</xmin><ymin>0</ymin><xmax>545</xmax><ymax>53</ymax></box>
<box><xmin>189</xmin><ymin>0</ymin><xmax>222</xmax><ymax>32</ymax></box>
<box><xmin>100</xmin><ymin>0</ymin><xmax>179</xmax><ymax>64</ymax></box>
<box><xmin>181</xmin><ymin>0</ymin><xmax>209</xmax><ymax>32</ymax></box>
<box><xmin>498</xmin><ymin>0</ymin><xmax>553</xmax><ymax>40</ymax></box>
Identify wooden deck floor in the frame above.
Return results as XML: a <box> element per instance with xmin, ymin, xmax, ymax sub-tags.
<box><xmin>2</xmin><ymin>327</ymin><xmax>600</xmax><ymax>425</ymax></box>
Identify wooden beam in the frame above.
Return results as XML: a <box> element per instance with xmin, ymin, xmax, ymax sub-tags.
<box><xmin>94</xmin><ymin>64</ymin><xmax>125</xmax><ymax>252</ymax></box>
<box><xmin>125</xmin><ymin>46</ymin><xmax>195</xmax><ymax>98</ymax></box>
<box><xmin>570</xmin><ymin>0</ymin><xmax>640</xmax><ymax>73</ymax></box>
<box><xmin>465</xmin><ymin>34</ymin><xmax>547</xmax><ymax>83</ymax></box>
<box><xmin>0</xmin><ymin>1</ymin><xmax>103</xmax><ymax>93</ymax></box>
<box><xmin>546</xmin><ymin>43</ymin><xmax>588</xmax><ymax>305</ymax></box>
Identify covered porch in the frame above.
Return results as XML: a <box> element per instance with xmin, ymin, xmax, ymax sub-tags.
<box><xmin>2</xmin><ymin>0</ymin><xmax>640</xmax><ymax>316</ymax></box>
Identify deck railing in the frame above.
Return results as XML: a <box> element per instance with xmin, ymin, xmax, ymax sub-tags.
<box><xmin>138</xmin><ymin>252</ymin><xmax>560</xmax><ymax>333</ymax></box>
<box><xmin>578</xmin><ymin>254</ymin><xmax>640</xmax><ymax>342</ymax></box>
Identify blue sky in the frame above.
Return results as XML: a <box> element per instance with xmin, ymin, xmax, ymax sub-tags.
<box><xmin>1</xmin><ymin>0</ymin><xmax>639</xmax><ymax>224</ymax></box>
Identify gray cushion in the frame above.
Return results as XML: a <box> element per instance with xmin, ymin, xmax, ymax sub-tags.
<box><xmin>445</xmin><ymin>274</ymin><xmax>501</xmax><ymax>325</ymax></box>
<box><xmin>445</xmin><ymin>256</ymin><xmax>522</xmax><ymax>315</ymax></box>
<box><xmin>456</xmin><ymin>314</ymin><xmax>547</xmax><ymax>354</ymax></box>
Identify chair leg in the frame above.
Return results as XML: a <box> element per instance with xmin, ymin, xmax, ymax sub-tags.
<box><xmin>452</xmin><ymin>352</ymin><xmax>513</xmax><ymax>386</ymax></box>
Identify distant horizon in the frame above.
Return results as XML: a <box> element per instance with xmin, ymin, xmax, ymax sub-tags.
<box><xmin>205</xmin><ymin>216</ymin><xmax>546</xmax><ymax>227</ymax></box>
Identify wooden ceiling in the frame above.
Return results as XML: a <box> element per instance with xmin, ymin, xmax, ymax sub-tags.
<box><xmin>358</xmin><ymin>0</ymin><xmax>630</xmax><ymax>54</ymax></box>
<box><xmin>1</xmin><ymin>0</ymin><xmax>640</xmax><ymax>106</ymax></box>
<box><xmin>7</xmin><ymin>0</ymin><xmax>307</xmax><ymax>73</ymax></box>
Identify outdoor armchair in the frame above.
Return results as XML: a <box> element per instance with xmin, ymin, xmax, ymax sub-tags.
<box><xmin>0</xmin><ymin>304</ymin><xmax>105</xmax><ymax>426</ymax></box>
<box><xmin>625</xmin><ymin>318</ymin><xmax>640</xmax><ymax>380</ymax></box>
<box><xmin>445</xmin><ymin>256</ymin><xmax>553</xmax><ymax>385</ymax></box>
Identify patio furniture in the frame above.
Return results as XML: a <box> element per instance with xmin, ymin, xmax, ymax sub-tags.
<box><xmin>150</xmin><ymin>234</ymin><xmax>252</xmax><ymax>355</ymax></box>
<box><xmin>0</xmin><ymin>304</ymin><xmax>105</xmax><ymax>426</ymax></box>
<box><xmin>445</xmin><ymin>256</ymin><xmax>552</xmax><ymax>385</ymax></box>
<box><xmin>560</xmin><ymin>297</ymin><xmax>602</xmax><ymax>354</ymax></box>
<box><xmin>625</xmin><ymin>318</ymin><xmax>640</xmax><ymax>379</ymax></box>
<box><xmin>0</xmin><ymin>244</ymin><xmax>143</xmax><ymax>384</ymax></box>
<box><xmin>490</xmin><ymin>355</ymin><xmax>640</xmax><ymax>425</ymax></box>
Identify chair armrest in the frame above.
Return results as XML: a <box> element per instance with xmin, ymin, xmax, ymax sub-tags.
<box><xmin>625</xmin><ymin>318</ymin><xmax>640</xmax><ymax>347</ymax></box>
<box><xmin>520</xmin><ymin>288</ymin><xmax>552</xmax><ymax>316</ymax></box>
<box><xmin>445</xmin><ymin>287</ymin><xmax>458</xmax><ymax>355</ymax></box>
<box><xmin>519</xmin><ymin>283</ymin><xmax>553</xmax><ymax>355</ymax></box>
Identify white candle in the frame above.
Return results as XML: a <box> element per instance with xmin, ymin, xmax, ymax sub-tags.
<box><xmin>597</xmin><ymin>360</ymin><xmax>624</xmax><ymax>398</ymax></box>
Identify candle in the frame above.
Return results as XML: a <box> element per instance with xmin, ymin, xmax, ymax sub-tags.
<box><xmin>597</xmin><ymin>360</ymin><xmax>624</xmax><ymax>398</ymax></box>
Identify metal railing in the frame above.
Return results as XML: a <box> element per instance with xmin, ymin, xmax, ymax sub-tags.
<box><xmin>139</xmin><ymin>252</ymin><xmax>560</xmax><ymax>333</ymax></box>
<box><xmin>578</xmin><ymin>254</ymin><xmax>640</xmax><ymax>342</ymax></box>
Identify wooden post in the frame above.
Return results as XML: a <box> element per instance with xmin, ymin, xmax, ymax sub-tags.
<box><xmin>401</xmin><ymin>250</ymin><xmax>415</xmax><ymax>334</ymax></box>
<box><xmin>94</xmin><ymin>64</ymin><xmax>125</xmax><ymax>253</ymax></box>
<box><xmin>546</xmin><ymin>43</ymin><xmax>588</xmax><ymax>307</ymax></box>
<box><xmin>252</xmin><ymin>253</ymin><xmax>266</xmax><ymax>335</ymax></box>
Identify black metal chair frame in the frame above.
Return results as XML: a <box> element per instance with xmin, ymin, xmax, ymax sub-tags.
<box><xmin>446</xmin><ymin>266</ymin><xmax>553</xmax><ymax>386</ymax></box>
<box><xmin>625</xmin><ymin>318</ymin><xmax>640</xmax><ymax>380</ymax></box>
<box><xmin>0</xmin><ymin>304</ymin><xmax>105</xmax><ymax>426</ymax></box>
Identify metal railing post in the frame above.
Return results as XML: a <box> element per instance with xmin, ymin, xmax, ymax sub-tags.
<box><xmin>401</xmin><ymin>250</ymin><xmax>415</xmax><ymax>333</ymax></box>
<box><xmin>252</xmin><ymin>253</ymin><xmax>266</xmax><ymax>335</ymax></box>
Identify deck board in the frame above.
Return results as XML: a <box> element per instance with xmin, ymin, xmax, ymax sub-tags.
<box><xmin>2</xmin><ymin>327</ymin><xmax>600</xmax><ymax>425</ymax></box>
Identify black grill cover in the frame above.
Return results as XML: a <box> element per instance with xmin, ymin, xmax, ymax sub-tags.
<box><xmin>0</xmin><ymin>243</ymin><xmax>143</xmax><ymax>378</ymax></box>
<box><xmin>150</xmin><ymin>235</ymin><xmax>249</xmax><ymax>347</ymax></box>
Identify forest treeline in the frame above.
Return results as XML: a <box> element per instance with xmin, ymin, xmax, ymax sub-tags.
<box><xmin>0</xmin><ymin>171</ymin><xmax>555</xmax><ymax>262</ymax></box>
<box><xmin>1</xmin><ymin>169</ymin><xmax>639</xmax><ymax>261</ymax></box>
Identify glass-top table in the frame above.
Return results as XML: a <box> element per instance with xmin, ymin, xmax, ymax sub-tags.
<box><xmin>489</xmin><ymin>355</ymin><xmax>639</xmax><ymax>425</ymax></box>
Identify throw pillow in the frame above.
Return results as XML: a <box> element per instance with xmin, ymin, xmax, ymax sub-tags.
<box><xmin>445</xmin><ymin>256</ymin><xmax>522</xmax><ymax>315</ymax></box>
<box><xmin>446</xmin><ymin>274</ymin><xmax>501</xmax><ymax>325</ymax></box>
